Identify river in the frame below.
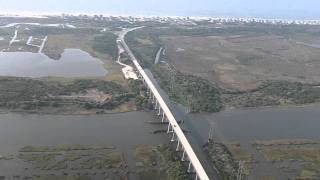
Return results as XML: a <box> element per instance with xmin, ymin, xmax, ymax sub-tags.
<box><xmin>0</xmin><ymin>111</ymin><xmax>166</xmax><ymax>155</ymax></box>
<box><xmin>144</xmin><ymin>68</ymin><xmax>320</xmax><ymax>179</ymax></box>
<box><xmin>0</xmin><ymin>111</ymin><xmax>168</xmax><ymax>179</ymax></box>
<box><xmin>187</xmin><ymin>105</ymin><xmax>320</xmax><ymax>142</ymax></box>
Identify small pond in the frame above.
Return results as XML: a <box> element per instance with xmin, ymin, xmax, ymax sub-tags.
<box><xmin>0</xmin><ymin>49</ymin><xmax>108</xmax><ymax>77</ymax></box>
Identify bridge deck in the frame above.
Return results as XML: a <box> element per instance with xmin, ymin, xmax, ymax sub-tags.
<box><xmin>120</xmin><ymin>36</ymin><xmax>210</xmax><ymax>180</ymax></box>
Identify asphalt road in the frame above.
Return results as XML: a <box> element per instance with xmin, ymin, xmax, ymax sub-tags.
<box><xmin>144</xmin><ymin>69</ymin><xmax>221</xmax><ymax>180</ymax></box>
<box><xmin>121</xmin><ymin>27</ymin><xmax>220</xmax><ymax>179</ymax></box>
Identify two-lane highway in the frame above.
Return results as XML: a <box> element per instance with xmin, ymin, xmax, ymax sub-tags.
<box><xmin>119</xmin><ymin>28</ymin><xmax>210</xmax><ymax>180</ymax></box>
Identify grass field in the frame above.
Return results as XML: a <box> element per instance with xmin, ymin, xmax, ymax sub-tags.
<box><xmin>125</xmin><ymin>25</ymin><xmax>320</xmax><ymax>112</ymax></box>
<box><xmin>253</xmin><ymin>139</ymin><xmax>320</xmax><ymax>179</ymax></box>
<box><xmin>127</xmin><ymin>25</ymin><xmax>320</xmax><ymax>91</ymax></box>
<box><xmin>161</xmin><ymin>33</ymin><xmax>320</xmax><ymax>91</ymax></box>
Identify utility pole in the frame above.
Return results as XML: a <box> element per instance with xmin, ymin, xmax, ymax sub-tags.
<box><xmin>169</xmin><ymin>65</ymin><xmax>175</xmax><ymax>95</ymax></box>
<box><xmin>208</xmin><ymin>123</ymin><xmax>214</xmax><ymax>143</ymax></box>
<box><xmin>187</xmin><ymin>97</ymin><xmax>191</xmax><ymax>113</ymax></box>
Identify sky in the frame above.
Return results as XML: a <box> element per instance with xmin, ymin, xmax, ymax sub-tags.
<box><xmin>0</xmin><ymin>0</ymin><xmax>319</xmax><ymax>19</ymax></box>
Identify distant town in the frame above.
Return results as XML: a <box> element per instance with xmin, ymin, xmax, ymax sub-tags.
<box><xmin>1</xmin><ymin>12</ymin><xmax>320</xmax><ymax>25</ymax></box>
<box><xmin>1</xmin><ymin>10</ymin><xmax>320</xmax><ymax>180</ymax></box>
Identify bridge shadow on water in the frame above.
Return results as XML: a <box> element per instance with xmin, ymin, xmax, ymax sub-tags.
<box><xmin>144</xmin><ymin>69</ymin><xmax>221</xmax><ymax>180</ymax></box>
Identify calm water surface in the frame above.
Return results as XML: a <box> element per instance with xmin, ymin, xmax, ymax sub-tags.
<box><xmin>0</xmin><ymin>111</ymin><xmax>166</xmax><ymax>155</ymax></box>
<box><xmin>0</xmin><ymin>111</ymin><xmax>168</xmax><ymax>178</ymax></box>
<box><xmin>0</xmin><ymin>49</ymin><xmax>107</xmax><ymax>77</ymax></box>
<box><xmin>188</xmin><ymin>105</ymin><xmax>320</xmax><ymax>142</ymax></box>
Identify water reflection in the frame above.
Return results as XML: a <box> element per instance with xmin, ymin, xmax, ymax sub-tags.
<box><xmin>0</xmin><ymin>49</ymin><xmax>108</xmax><ymax>77</ymax></box>
<box><xmin>188</xmin><ymin>105</ymin><xmax>320</xmax><ymax>142</ymax></box>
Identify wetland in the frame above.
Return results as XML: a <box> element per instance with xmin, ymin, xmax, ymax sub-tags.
<box><xmin>187</xmin><ymin>105</ymin><xmax>320</xmax><ymax>179</ymax></box>
<box><xmin>0</xmin><ymin>112</ymin><xmax>188</xmax><ymax>180</ymax></box>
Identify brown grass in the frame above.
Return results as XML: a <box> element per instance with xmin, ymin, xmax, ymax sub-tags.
<box><xmin>161</xmin><ymin>34</ymin><xmax>320</xmax><ymax>90</ymax></box>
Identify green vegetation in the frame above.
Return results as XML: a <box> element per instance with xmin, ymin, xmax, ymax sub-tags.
<box><xmin>155</xmin><ymin>145</ymin><xmax>189</xmax><ymax>180</ymax></box>
<box><xmin>261</xmin><ymin>148</ymin><xmax>320</xmax><ymax>162</ymax></box>
<box><xmin>126</xmin><ymin>28</ymin><xmax>222</xmax><ymax>112</ymax></box>
<box><xmin>252</xmin><ymin>139</ymin><xmax>320</xmax><ymax>146</ymax></box>
<box><xmin>126</xmin><ymin>24</ymin><xmax>320</xmax><ymax>43</ymax></box>
<box><xmin>92</xmin><ymin>32</ymin><xmax>118</xmax><ymax>60</ymax></box>
<box><xmin>261</xmin><ymin>81</ymin><xmax>320</xmax><ymax>104</ymax></box>
<box><xmin>125</xmin><ymin>28</ymin><xmax>161</xmax><ymax>68</ymax></box>
<box><xmin>261</xmin><ymin>148</ymin><xmax>320</xmax><ymax>179</ymax></box>
<box><xmin>34</xmin><ymin>175</ymin><xmax>91</xmax><ymax>180</ymax></box>
<box><xmin>298</xmin><ymin>170</ymin><xmax>319</xmax><ymax>180</ymax></box>
<box><xmin>253</xmin><ymin>140</ymin><xmax>320</xmax><ymax>179</ymax></box>
<box><xmin>134</xmin><ymin>146</ymin><xmax>157</xmax><ymax>167</ymax></box>
<box><xmin>204</xmin><ymin>141</ymin><xmax>247</xmax><ymax>180</ymax></box>
<box><xmin>225</xmin><ymin>142</ymin><xmax>252</xmax><ymax>162</ymax></box>
<box><xmin>224</xmin><ymin>81</ymin><xmax>320</xmax><ymax>108</ymax></box>
<box><xmin>0</xmin><ymin>77</ymin><xmax>132</xmax><ymax>113</ymax></box>
<box><xmin>153</xmin><ymin>67</ymin><xmax>223</xmax><ymax>112</ymax></box>
<box><xmin>20</xmin><ymin>145</ymin><xmax>114</xmax><ymax>152</ymax></box>
<box><xmin>128</xmin><ymin>79</ymin><xmax>150</xmax><ymax>110</ymax></box>
<box><xmin>2</xmin><ymin>144</ymin><xmax>189</xmax><ymax>180</ymax></box>
<box><xmin>127</xmin><ymin>28</ymin><xmax>320</xmax><ymax>112</ymax></box>
<box><xmin>152</xmin><ymin>67</ymin><xmax>320</xmax><ymax>113</ymax></box>
<box><xmin>134</xmin><ymin>145</ymin><xmax>189</xmax><ymax>180</ymax></box>
<box><xmin>258</xmin><ymin>176</ymin><xmax>277</xmax><ymax>180</ymax></box>
<box><xmin>17</xmin><ymin>145</ymin><xmax>126</xmax><ymax>176</ymax></box>
<box><xmin>126</xmin><ymin>26</ymin><xmax>320</xmax><ymax>112</ymax></box>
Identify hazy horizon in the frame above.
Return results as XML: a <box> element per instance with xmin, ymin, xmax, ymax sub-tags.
<box><xmin>0</xmin><ymin>0</ymin><xmax>319</xmax><ymax>20</ymax></box>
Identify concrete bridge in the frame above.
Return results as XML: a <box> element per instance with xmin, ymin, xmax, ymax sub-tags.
<box><xmin>119</xmin><ymin>31</ymin><xmax>210</xmax><ymax>180</ymax></box>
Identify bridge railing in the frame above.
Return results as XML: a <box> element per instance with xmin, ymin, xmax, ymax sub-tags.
<box><xmin>120</xmin><ymin>39</ymin><xmax>210</xmax><ymax>180</ymax></box>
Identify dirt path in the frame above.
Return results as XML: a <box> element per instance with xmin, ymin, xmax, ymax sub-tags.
<box><xmin>116</xmin><ymin>38</ymin><xmax>138</xmax><ymax>80</ymax></box>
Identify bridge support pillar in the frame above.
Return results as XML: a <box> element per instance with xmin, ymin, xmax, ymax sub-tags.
<box><xmin>148</xmin><ymin>92</ymin><xmax>152</xmax><ymax>101</ymax></box>
<box><xmin>161</xmin><ymin>112</ymin><xmax>165</xmax><ymax>123</ymax></box>
<box><xmin>171</xmin><ymin>132</ymin><xmax>176</xmax><ymax>142</ymax></box>
<box><xmin>176</xmin><ymin>140</ymin><xmax>180</xmax><ymax>151</ymax></box>
<box><xmin>154</xmin><ymin>100</ymin><xmax>158</xmax><ymax>110</ymax></box>
<box><xmin>152</xmin><ymin>95</ymin><xmax>155</xmax><ymax>104</ymax></box>
<box><xmin>187</xmin><ymin>162</ymin><xmax>192</xmax><ymax>173</ymax></box>
<box><xmin>167</xmin><ymin>123</ymin><xmax>172</xmax><ymax>133</ymax></box>
<box><xmin>187</xmin><ymin>161</ymin><xmax>196</xmax><ymax>174</ymax></box>
<box><xmin>121</xmin><ymin>34</ymin><xmax>210</xmax><ymax>180</ymax></box>
<box><xmin>181</xmin><ymin>150</ymin><xmax>186</xmax><ymax>161</ymax></box>
<box><xmin>146</xmin><ymin>87</ymin><xmax>150</xmax><ymax>95</ymax></box>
